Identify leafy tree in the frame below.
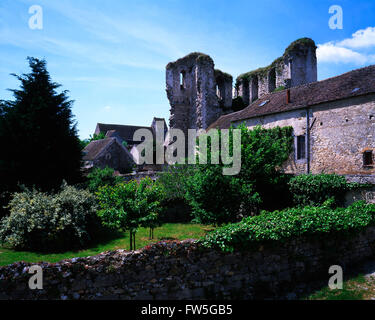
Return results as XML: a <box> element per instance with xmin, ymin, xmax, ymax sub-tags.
<box><xmin>96</xmin><ymin>177</ymin><xmax>164</xmax><ymax>250</ymax></box>
<box><xmin>157</xmin><ymin>164</ymin><xmax>195</xmax><ymax>201</ymax></box>
<box><xmin>89</xmin><ymin>132</ymin><xmax>106</xmax><ymax>142</ymax></box>
<box><xmin>79</xmin><ymin>138</ymin><xmax>90</xmax><ymax>150</ymax></box>
<box><xmin>185</xmin><ymin>124</ymin><xmax>294</xmax><ymax>225</ymax></box>
<box><xmin>80</xmin><ymin>132</ymin><xmax>107</xmax><ymax>150</ymax></box>
<box><xmin>0</xmin><ymin>57</ymin><xmax>82</xmax><ymax>197</ymax></box>
<box><xmin>86</xmin><ymin>167</ymin><xmax>123</xmax><ymax>193</ymax></box>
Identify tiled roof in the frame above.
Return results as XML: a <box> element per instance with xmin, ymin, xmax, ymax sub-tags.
<box><xmin>208</xmin><ymin>64</ymin><xmax>375</xmax><ymax>130</ymax></box>
<box><xmin>96</xmin><ymin>123</ymin><xmax>151</xmax><ymax>143</ymax></box>
<box><xmin>82</xmin><ymin>138</ymin><xmax>114</xmax><ymax>161</ymax></box>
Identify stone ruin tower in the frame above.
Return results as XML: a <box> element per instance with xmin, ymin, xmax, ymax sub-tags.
<box><xmin>166</xmin><ymin>52</ymin><xmax>232</xmax><ymax>133</ymax></box>
<box><xmin>166</xmin><ymin>38</ymin><xmax>317</xmax><ymax>133</ymax></box>
<box><xmin>235</xmin><ymin>38</ymin><xmax>317</xmax><ymax>105</ymax></box>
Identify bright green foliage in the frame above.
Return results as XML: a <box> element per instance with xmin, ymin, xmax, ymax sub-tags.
<box><xmin>0</xmin><ymin>183</ymin><xmax>99</xmax><ymax>251</ymax></box>
<box><xmin>96</xmin><ymin>177</ymin><xmax>165</xmax><ymax>250</ymax></box>
<box><xmin>273</xmin><ymin>86</ymin><xmax>285</xmax><ymax>92</ymax></box>
<box><xmin>157</xmin><ymin>164</ymin><xmax>195</xmax><ymax>201</ymax></box>
<box><xmin>80</xmin><ymin>132</ymin><xmax>107</xmax><ymax>150</ymax></box>
<box><xmin>185</xmin><ymin>124</ymin><xmax>294</xmax><ymax>225</ymax></box>
<box><xmin>186</xmin><ymin>164</ymin><xmax>260</xmax><ymax>225</ymax></box>
<box><xmin>157</xmin><ymin>164</ymin><xmax>194</xmax><ymax>223</ymax></box>
<box><xmin>200</xmin><ymin>201</ymin><xmax>375</xmax><ymax>252</ymax></box>
<box><xmin>86</xmin><ymin>167</ymin><xmax>123</xmax><ymax>193</ymax></box>
<box><xmin>288</xmin><ymin>173</ymin><xmax>352</xmax><ymax>207</ymax></box>
<box><xmin>79</xmin><ymin>138</ymin><xmax>90</xmax><ymax>150</ymax></box>
<box><xmin>89</xmin><ymin>132</ymin><xmax>106</xmax><ymax>142</ymax></box>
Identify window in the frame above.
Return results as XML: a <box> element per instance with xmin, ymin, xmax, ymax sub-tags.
<box><xmin>363</xmin><ymin>150</ymin><xmax>373</xmax><ymax>166</ymax></box>
<box><xmin>259</xmin><ymin>100</ymin><xmax>270</xmax><ymax>107</ymax></box>
<box><xmin>268</xmin><ymin>68</ymin><xmax>276</xmax><ymax>93</ymax></box>
<box><xmin>251</xmin><ymin>76</ymin><xmax>258</xmax><ymax>102</ymax></box>
<box><xmin>296</xmin><ymin>135</ymin><xmax>306</xmax><ymax>160</ymax></box>
<box><xmin>180</xmin><ymin>71</ymin><xmax>185</xmax><ymax>90</ymax></box>
<box><xmin>216</xmin><ymin>85</ymin><xmax>221</xmax><ymax>99</ymax></box>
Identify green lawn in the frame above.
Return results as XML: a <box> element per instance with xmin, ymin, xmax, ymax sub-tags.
<box><xmin>0</xmin><ymin>223</ymin><xmax>213</xmax><ymax>267</ymax></box>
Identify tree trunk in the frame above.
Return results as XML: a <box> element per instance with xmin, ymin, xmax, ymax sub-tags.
<box><xmin>129</xmin><ymin>232</ymin><xmax>133</xmax><ymax>251</ymax></box>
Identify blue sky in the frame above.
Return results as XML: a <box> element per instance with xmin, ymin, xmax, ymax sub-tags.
<box><xmin>1</xmin><ymin>0</ymin><xmax>375</xmax><ymax>139</ymax></box>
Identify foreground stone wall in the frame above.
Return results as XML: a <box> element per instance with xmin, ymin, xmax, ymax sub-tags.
<box><xmin>2</xmin><ymin>226</ymin><xmax>375</xmax><ymax>300</ymax></box>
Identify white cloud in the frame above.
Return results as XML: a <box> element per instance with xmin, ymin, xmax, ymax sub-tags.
<box><xmin>104</xmin><ymin>105</ymin><xmax>111</xmax><ymax>111</ymax></box>
<box><xmin>317</xmin><ymin>42</ymin><xmax>370</xmax><ymax>65</ymax></box>
<box><xmin>338</xmin><ymin>27</ymin><xmax>375</xmax><ymax>49</ymax></box>
<box><xmin>317</xmin><ymin>27</ymin><xmax>375</xmax><ymax>65</ymax></box>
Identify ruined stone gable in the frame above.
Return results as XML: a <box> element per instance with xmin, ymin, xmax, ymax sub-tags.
<box><xmin>166</xmin><ymin>38</ymin><xmax>317</xmax><ymax>133</ymax></box>
<box><xmin>166</xmin><ymin>52</ymin><xmax>232</xmax><ymax>133</ymax></box>
<box><xmin>235</xmin><ymin>38</ymin><xmax>317</xmax><ymax>106</ymax></box>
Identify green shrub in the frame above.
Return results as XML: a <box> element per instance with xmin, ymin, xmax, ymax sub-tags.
<box><xmin>185</xmin><ymin>124</ymin><xmax>293</xmax><ymax>225</ymax></box>
<box><xmin>157</xmin><ymin>164</ymin><xmax>194</xmax><ymax>201</ymax></box>
<box><xmin>96</xmin><ymin>177</ymin><xmax>165</xmax><ymax>250</ymax></box>
<box><xmin>288</xmin><ymin>173</ymin><xmax>350</xmax><ymax>207</ymax></box>
<box><xmin>0</xmin><ymin>184</ymin><xmax>99</xmax><ymax>251</ymax></box>
<box><xmin>200</xmin><ymin>201</ymin><xmax>375</xmax><ymax>252</ymax></box>
<box><xmin>86</xmin><ymin>167</ymin><xmax>123</xmax><ymax>193</ymax></box>
<box><xmin>157</xmin><ymin>164</ymin><xmax>194</xmax><ymax>223</ymax></box>
<box><xmin>186</xmin><ymin>164</ymin><xmax>260</xmax><ymax>225</ymax></box>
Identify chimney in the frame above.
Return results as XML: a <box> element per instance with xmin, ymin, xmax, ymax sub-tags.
<box><xmin>286</xmin><ymin>89</ymin><xmax>291</xmax><ymax>104</ymax></box>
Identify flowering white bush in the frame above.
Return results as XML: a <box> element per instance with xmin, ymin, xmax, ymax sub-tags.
<box><xmin>0</xmin><ymin>183</ymin><xmax>98</xmax><ymax>251</ymax></box>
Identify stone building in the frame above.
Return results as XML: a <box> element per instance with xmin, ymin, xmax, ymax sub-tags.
<box><xmin>166</xmin><ymin>38</ymin><xmax>317</xmax><ymax>132</ymax></box>
<box><xmin>166</xmin><ymin>37</ymin><xmax>374</xmax><ymax>184</ymax></box>
<box><xmin>85</xmin><ymin>117</ymin><xmax>167</xmax><ymax>173</ymax></box>
<box><xmin>166</xmin><ymin>52</ymin><xmax>233</xmax><ymax>134</ymax></box>
<box><xmin>82</xmin><ymin>137</ymin><xmax>134</xmax><ymax>174</ymax></box>
<box><xmin>235</xmin><ymin>38</ymin><xmax>317</xmax><ymax>105</ymax></box>
<box><xmin>208</xmin><ymin>65</ymin><xmax>375</xmax><ymax>184</ymax></box>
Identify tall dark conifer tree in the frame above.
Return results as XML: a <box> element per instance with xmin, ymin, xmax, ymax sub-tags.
<box><xmin>0</xmin><ymin>57</ymin><xmax>82</xmax><ymax>195</ymax></box>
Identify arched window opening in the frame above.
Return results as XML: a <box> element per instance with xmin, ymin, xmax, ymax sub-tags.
<box><xmin>268</xmin><ymin>68</ymin><xmax>276</xmax><ymax>93</ymax></box>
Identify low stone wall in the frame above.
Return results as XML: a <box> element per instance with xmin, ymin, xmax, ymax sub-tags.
<box><xmin>1</xmin><ymin>227</ymin><xmax>375</xmax><ymax>300</ymax></box>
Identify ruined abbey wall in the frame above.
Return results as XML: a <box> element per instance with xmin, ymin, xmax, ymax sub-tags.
<box><xmin>236</xmin><ymin>38</ymin><xmax>317</xmax><ymax>106</ymax></box>
<box><xmin>166</xmin><ymin>53</ymin><xmax>232</xmax><ymax>133</ymax></box>
<box><xmin>166</xmin><ymin>39</ymin><xmax>318</xmax><ymax>133</ymax></box>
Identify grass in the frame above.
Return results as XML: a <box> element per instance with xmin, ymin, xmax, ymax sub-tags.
<box><xmin>0</xmin><ymin>223</ymin><xmax>213</xmax><ymax>267</ymax></box>
<box><xmin>307</xmin><ymin>274</ymin><xmax>375</xmax><ymax>300</ymax></box>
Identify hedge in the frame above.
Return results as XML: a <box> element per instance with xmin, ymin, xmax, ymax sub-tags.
<box><xmin>288</xmin><ymin>173</ymin><xmax>351</xmax><ymax>206</ymax></box>
<box><xmin>199</xmin><ymin>200</ymin><xmax>375</xmax><ymax>252</ymax></box>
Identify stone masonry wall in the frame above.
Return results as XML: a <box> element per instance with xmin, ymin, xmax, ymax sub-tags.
<box><xmin>310</xmin><ymin>95</ymin><xmax>375</xmax><ymax>180</ymax></box>
<box><xmin>234</xmin><ymin>94</ymin><xmax>375</xmax><ymax>182</ymax></box>
<box><xmin>2</xmin><ymin>226</ymin><xmax>375</xmax><ymax>300</ymax></box>
<box><xmin>236</xmin><ymin>38</ymin><xmax>317</xmax><ymax>106</ymax></box>
<box><xmin>166</xmin><ymin>53</ymin><xmax>231</xmax><ymax>133</ymax></box>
